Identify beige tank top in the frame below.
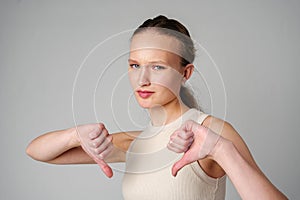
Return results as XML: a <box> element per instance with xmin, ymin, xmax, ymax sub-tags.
<box><xmin>122</xmin><ymin>108</ymin><xmax>226</xmax><ymax>200</ymax></box>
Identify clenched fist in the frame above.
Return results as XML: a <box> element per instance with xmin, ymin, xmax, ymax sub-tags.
<box><xmin>76</xmin><ymin>123</ymin><xmax>114</xmax><ymax>178</ymax></box>
<box><xmin>167</xmin><ymin>120</ymin><xmax>221</xmax><ymax>177</ymax></box>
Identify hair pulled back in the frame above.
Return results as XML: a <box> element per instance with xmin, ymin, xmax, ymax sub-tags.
<box><xmin>133</xmin><ymin>15</ymin><xmax>195</xmax><ymax>66</ymax></box>
<box><xmin>132</xmin><ymin>15</ymin><xmax>200</xmax><ymax>110</ymax></box>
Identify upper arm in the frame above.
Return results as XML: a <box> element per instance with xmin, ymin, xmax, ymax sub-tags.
<box><xmin>200</xmin><ymin>116</ymin><xmax>262</xmax><ymax>177</ymax></box>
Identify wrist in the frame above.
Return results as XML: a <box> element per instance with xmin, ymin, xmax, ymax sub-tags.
<box><xmin>67</xmin><ymin>127</ymin><xmax>81</xmax><ymax>148</ymax></box>
<box><xmin>209</xmin><ymin>137</ymin><xmax>233</xmax><ymax>163</ymax></box>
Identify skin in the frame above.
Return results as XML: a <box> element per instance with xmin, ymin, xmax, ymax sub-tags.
<box><xmin>26</xmin><ymin>31</ymin><xmax>287</xmax><ymax>199</ymax></box>
<box><xmin>168</xmin><ymin>120</ymin><xmax>287</xmax><ymax>200</ymax></box>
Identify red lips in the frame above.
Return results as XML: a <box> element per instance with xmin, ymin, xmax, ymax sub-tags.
<box><xmin>137</xmin><ymin>90</ymin><xmax>154</xmax><ymax>98</ymax></box>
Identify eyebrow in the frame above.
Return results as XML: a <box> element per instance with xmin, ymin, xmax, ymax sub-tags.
<box><xmin>128</xmin><ymin>59</ymin><xmax>169</xmax><ymax>65</ymax></box>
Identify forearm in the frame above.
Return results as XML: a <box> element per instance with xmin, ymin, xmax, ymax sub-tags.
<box><xmin>26</xmin><ymin>127</ymin><xmax>79</xmax><ymax>162</ymax></box>
<box><xmin>212</xmin><ymin>139</ymin><xmax>287</xmax><ymax>200</ymax></box>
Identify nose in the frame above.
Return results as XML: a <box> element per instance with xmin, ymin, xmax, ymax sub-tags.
<box><xmin>138</xmin><ymin>66</ymin><xmax>151</xmax><ymax>86</ymax></box>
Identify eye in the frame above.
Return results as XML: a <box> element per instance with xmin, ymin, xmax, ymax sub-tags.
<box><xmin>130</xmin><ymin>64</ymin><xmax>140</xmax><ymax>69</ymax></box>
<box><xmin>152</xmin><ymin>65</ymin><xmax>166</xmax><ymax>70</ymax></box>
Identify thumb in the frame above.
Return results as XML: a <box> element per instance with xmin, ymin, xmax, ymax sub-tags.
<box><xmin>172</xmin><ymin>152</ymin><xmax>191</xmax><ymax>177</ymax></box>
<box><xmin>95</xmin><ymin>159</ymin><xmax>113</xmax><ymax>178</ymax></box>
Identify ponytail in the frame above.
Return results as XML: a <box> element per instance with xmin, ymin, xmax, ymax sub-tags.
<box><xmin>179</xmin><ymin>85</ymin><xmax>202</xmax><ymax>111</ymax></box>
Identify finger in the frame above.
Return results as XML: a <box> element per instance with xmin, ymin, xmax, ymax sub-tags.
<box><xmin>172</xmin><ymin>153</ymin><xmax>191</xmax><ymax>177</ymax></box>
<box><xmin>168</xmin><ymin>140</ymin><xmax>186</xmax><ymax>153</ymax></box>
<box><xmin>167</xmin><ymin>142</ymin><xmax>184</xmax><ymax>153</ymax></box>
<box><xmin>94</xmin><ymin>135</ymin><xmax>112</xmax><ymax>155</ymax></box>
<box><xmin>95</xmin><ymin>159</ymin><xmax>113</xmax><ymax>178</ymax></box>
<box><xmin>97</xmin><ymin>123</ymin><xmax>106</xmax><ymax>131</ymax></box>
<box><xmin>171</xmin><ymin>135</ymin><xmax>193</xmax><ymax>147</ymax></box>
<box><xmin>89</xmin><ymin>123</ymin><xmax>107</xmax><ymax>139</ymax></box>
<box><xmin>89</xmin><ymin>127</ymin><xmax>102</xmax><ymax>139</ymax></box>
<box><xmin>178</xmin><ymin>130</ymin><xmax>194</xmax><ymax>140</ymax></box>
<box><xmin>182</xmin><ymin>120</ymin><xmax>200</xmax><ymax>134</ymax></box>
<box><xmin>99</xmin><ymin>143</ymin><xmax>114</xmax><ymax>159</ymax></box>
<box><xmin>170</xmin><ymin>135</ymin><xmax>186</xmax><ymax>146</ymax></box>
<box><xmin>90</xmin><ymin>129</ymin><xmax>108</xmax><ymax>148</ymax></box>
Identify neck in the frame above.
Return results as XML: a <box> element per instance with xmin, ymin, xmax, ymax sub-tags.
<box><xmin>148</xmin><ymin>98</ymin><xmax>190</xmax><ymax>126</ymax></box>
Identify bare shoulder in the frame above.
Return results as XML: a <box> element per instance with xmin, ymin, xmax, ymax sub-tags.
<box><xmin>202</xmin><ymin>115</ymin><xmax>240</xmax><ymax>142</ymax></box>
<box><xmin>202</xmin><ymin>115</ymin><xmax>261</xmax><ymax>171</ymax></box>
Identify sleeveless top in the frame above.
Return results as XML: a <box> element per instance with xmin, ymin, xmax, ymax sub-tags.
<box><xmin>122</xmin><ymin>108</ymin><xmax>226</xmax><ymax>200</ymax></box>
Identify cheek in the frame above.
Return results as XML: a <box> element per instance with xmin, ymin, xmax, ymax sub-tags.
<box><xmin>128</xmin><ymin>70</ymin><xmax>139</xmax><ymax>89</ymax></box>
<box><xmin>157</xmin><ymin>85</ymin><xmax>179</xmax><ymax>98</ymax></box>
<box><xmin>151</xmin><ymin>72</ymin><xmax>182</xmax><ymax>95</ymax></box>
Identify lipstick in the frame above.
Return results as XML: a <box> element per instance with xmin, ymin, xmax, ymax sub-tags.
<box><xmin>137</xmin><ymin>90</ymin><xmax>154</xmax><ymax>98</ymax></box>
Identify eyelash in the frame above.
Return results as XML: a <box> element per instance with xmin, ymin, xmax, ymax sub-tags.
<box><xmin>130</xmin><ymin>64</ymin><xmax>140</xmax><ymax>69</ymax></box>
<box><xmin>129</xmin><ymin>64</ymin><xmax>166</xmax><ymax>70</ymax></box>
<box><xmin>152</xmin><ymin>65</ymin><xmax>166</xmax><ymax>70</ymax></box>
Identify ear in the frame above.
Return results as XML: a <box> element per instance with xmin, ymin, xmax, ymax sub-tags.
<box><xmin>183</xmin><ymin>64</ymin><xmax>194</xmax><ymax>81</ymax></box>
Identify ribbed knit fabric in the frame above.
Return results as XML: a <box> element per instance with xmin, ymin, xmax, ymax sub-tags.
<box><xmin>122</xmin><ymin>108</ymin><xmax>226</xmax><ymax>200</ymax></box>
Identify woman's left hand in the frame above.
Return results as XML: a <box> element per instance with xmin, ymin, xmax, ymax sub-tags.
<box><xmin>167</xmin><ymin>120</ymin><xmax>221</xmax><ymax>176</ymax></box>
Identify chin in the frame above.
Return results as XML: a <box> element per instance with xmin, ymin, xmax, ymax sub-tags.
<box><xmin>134</xmin><ymin>95</ymin><xmax>151</xmax><ymax>109</ymax></box>
<box><xmin>134</xmin><ymin>94</ymin><xmax>168</xmax><ymax>109</ymax></box>
<box><xmin>137</xmin><ymin>101</ymin><xmax>168</xmax><ymax>109</ymax></box>
<box><xmin>137</xmin><ymin>101</ymin><xmax>153</xmax><ymax>109</ymax></box>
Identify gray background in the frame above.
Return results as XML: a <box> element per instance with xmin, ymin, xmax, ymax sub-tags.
<box><xmin>1</xmin><ymin>0</ymin><xmax>299</xmax><ymax>199</ymax></box>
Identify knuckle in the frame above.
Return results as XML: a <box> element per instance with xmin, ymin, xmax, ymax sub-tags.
<box><xmin>170</xmin><ymin>135</ymin><xmax>175</xmax><ymax>140</ymax></box>
<box><xmin>92</xmin><ymin>142</ymin><xmax>98</xmax><ymax>147</ymax></box>
<box><xmin>102</xmin><ymin>129</ymin><xmax>108</xmax><ymax>136</ymax></box>
<box><xmin>167</xmin><ymin>143</ymin><xmax>171</xmax><ymax>149</ymax></box>
<box><xmin>107</xmin><ymin>134</ymin><xmax>112</xmax><ymax>141</ymax></box>
<box><xmin>183</xmin><ymin>142</ymin><xmax>189</xmax><ymax>147</ymax></box>
<box><xmin>98</xmin><ymin>123</ymin><xmax>106</xmax><ymax>131</ymax></box>
<box><xmin>104</xmin><ymin>146</ymin><xmax>113</xmax><ymax>155</ymax></box>
<box><xmin>98</xmin><ymin>154</ymin><xmax>104</xmax><ymax>159</ymax></box>
<box><xmin>89</xmin><ymin>140</ymin><xmax>98</xmax><ymax>148</ymax></box>
<box><xmin>104</xmin><ymin>137</ymin><xmax>111</xmax><ymax>145</ymax></box>
<box><xmin>93</xmin><ymin>138</ymin><xmax>102</xmax><ymax>147</ymax></box>
<box><xmin>168</xmin><ymin>145</ymin><xmax>175</xmax><ymax>151</ymax></box>
<box><xmin>179</xmin><ymin>131</ymin><xmax>187</xmax><ymax>139</ymax></box>
<box><xmin>174</xmin><ymin>148</ymin><xmax>181</xmax><ymax>153</ymax></box>
<box><xmin>94</xmin><ymin>148</ymin><xmax>101</xmax><ymax>154</ymax></box>
<box><xmin>179</xmin><ymin>145</ymin><xmax>185</xmax><ymax>151</ymax></box>
<box><xmin>169</xmin><ymin>141</ymin><xmax>175</xmax><ymax>148</ymax></box>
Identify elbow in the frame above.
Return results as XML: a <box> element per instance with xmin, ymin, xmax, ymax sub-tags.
<box><xmin>25</xmin><ymin>143</ymin><xmax>47</xmax><ymax>162</ymax></box>
<box><xmin>25</xmin><ymin>143</ymin><xmax>38</xmax><ymax>161</ymax></box>
<box><xmin>26</xmin><ymin>142</ymin><xmax>33</xmax><ymax>157</ymax></box>
<box><xmin>26</xmin><ymin>142</ymin><xmax>59</xmax><ymax>164</ymax></box>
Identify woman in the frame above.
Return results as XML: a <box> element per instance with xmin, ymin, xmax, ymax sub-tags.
<box><xmin>26</xmin><ymin>15</ymin><xmax>287</xmax><ymax>200</ymax></box>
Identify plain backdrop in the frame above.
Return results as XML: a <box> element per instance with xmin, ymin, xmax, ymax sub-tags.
<box><xmin>1</xmin><ymin>0</ymin><xmax>299</xmax><ymax>199</ymax></box>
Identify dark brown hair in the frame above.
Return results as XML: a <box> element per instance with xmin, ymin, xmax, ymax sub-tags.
<box><xmin>132</xmin><ymin>15</ymin><xmax>200</xmax><ymax>110</ymax></box>
<box><xmin>132</xmin><ymin>15</ymin><xmax>196</xmax><ymax>66</ymax></box>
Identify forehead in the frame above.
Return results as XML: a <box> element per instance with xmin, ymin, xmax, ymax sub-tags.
<box><xmin>130</xmin><ymin>31</ymin><xmax>182</xmax><ymax>65</ymax></box>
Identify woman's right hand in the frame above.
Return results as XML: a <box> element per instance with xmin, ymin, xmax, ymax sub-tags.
<box><xmin>76</xmin><ymin>123</ymin><xmax>114</xmax><ymax>178</ymax></box>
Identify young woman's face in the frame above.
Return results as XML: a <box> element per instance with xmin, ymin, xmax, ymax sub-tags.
<box><xmin>128</xmin><ymin>31</ymin><xmax>185</xmax><ymax>109</ymax></box>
